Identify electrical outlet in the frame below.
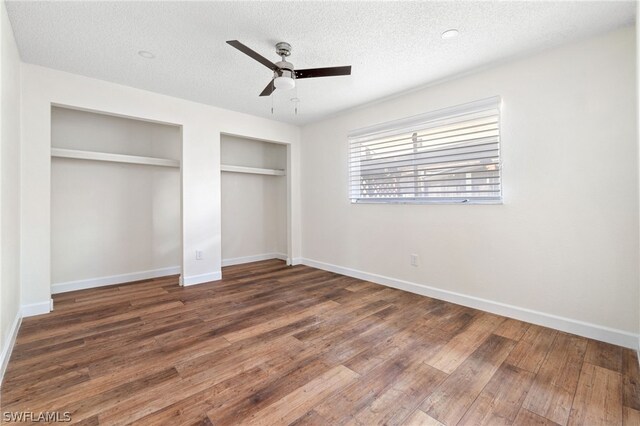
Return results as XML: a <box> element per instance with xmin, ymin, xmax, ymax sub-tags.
<box><xmin>410</xmin><ymin>254</ymin><xmax>419</xmax><ymax>267</ymax></box>
<box><xmin>196</xmin><ymin>250</ymin><xmax>203</xmax><ymax>260</ymax></box>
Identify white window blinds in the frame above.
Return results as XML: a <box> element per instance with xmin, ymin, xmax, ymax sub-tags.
<box><xmin>348</xmin><ymin>97</ymin><xmax>502</xmax><ymax>204</ymax></box>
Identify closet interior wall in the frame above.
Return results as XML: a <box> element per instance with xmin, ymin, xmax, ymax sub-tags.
<box><xmin>50</xmin><ymin>107</ymin><xmax>182</xmax><ymax>292</ymax></box>
<box><xmin>221</xmin><ymin>134</ymin><xmax>287</xmax><ymax>265</ymax></box>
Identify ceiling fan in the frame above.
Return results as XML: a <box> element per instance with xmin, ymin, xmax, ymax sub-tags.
<box><xmin>226</xmin><ymin>40</ymin><xmax>351</xmax><ymax>97</ymax></box>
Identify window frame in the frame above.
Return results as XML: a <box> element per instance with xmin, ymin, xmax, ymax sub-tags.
<box><xmin>348</xmin><ymin>97</ymin><xmax>503</xmax><ymax>205</ymax></box>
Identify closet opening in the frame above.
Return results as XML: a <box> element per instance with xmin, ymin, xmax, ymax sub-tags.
<box><xmin>50</xmin><ymin>106</ymin><xmax>183</xmax><ymax>294</ymax></box>
<box><xmin>220</xmin><ymin>134</ymin><xmax>289</xmax><ymax>273</ymax></box>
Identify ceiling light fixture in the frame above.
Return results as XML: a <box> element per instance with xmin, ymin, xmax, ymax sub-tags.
<box><xmin>274</xmin><ymin>70</ymin><xmax>295</xmax><ymax>91</ymax></box>
<box><xmin>138</xmin><ymin>50</ymin><xmax>155</xmax><ymax>59</ymax></box>
<box><xmin>441</xmin><ymin>29</ymin><xmax>459</xmax><ymax>40</ymax></box>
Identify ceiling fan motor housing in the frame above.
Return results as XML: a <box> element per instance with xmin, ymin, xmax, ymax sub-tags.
<box><xmin>275</xmin><ymin>60</ymin><xmax>294</xmax><ymax>79</ymax></box>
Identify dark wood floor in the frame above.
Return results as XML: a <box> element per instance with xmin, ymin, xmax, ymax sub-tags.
<box><xmin>1</xmin><ymin>260</ymin><xmax>639</xmax><ymax>425</ymax></box>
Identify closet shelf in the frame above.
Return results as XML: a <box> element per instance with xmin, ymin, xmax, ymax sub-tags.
<box><xmin>221</xmin><ymin>164</ymin><xmax>285</xmax><ymax>176</ymax></box>
<box><xmin>51</xmin><ymin>148</ymin><xmax>180</xmax><ymax>168</ymax></box>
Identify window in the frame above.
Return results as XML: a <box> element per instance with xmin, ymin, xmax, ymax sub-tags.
<box><xmin>348</xmin><ymin>97</ymin><xmax>502</xmax><ymax>204</ymax></box>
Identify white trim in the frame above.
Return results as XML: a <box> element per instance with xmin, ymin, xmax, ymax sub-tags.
<box><xmin>301</xmin><ymin>258</ymin><xmax>639</xmax><ymax>349</ymax></box>
<box><xmin>290</xmin><ymin>257</ymin><xmax>304</xmax><ymax>266</ymax></box>
<box><xmin>51</xmin><ymin>148</ymin><xmax>180</xmax><ymax>168</ymax></box>
<box><xmin>222</xmin><ymin>253</ymin><xmax>287</xmax><ymax>267</ymax></box>
<box><xmin>220</xmin><ymin>164</ymin><xmax>285</xmax><ymax>176</ymax></box>
<box><xmin>21</xmin><ymin>300</ymin><xmax>52</xmax><ymax>317</ymax></box>
<box><xmin>0</xmin><ymin>312</ymin><xmax>22</xmax><ymax>386</ymax></box>
<box><xmin>180</xmin><ymin>271</ymin><xmax>222</xmax><ymax>286</ymax></box>
<box><xmin>51</xmin><ymin>266</ymin><xmax>181</xmax><ymax>294</ymax></box>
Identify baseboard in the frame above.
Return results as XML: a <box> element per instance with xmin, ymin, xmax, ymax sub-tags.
<box><xmin>21</xmin><ymin>300</ymin><xmax>53</xmax><ymax>317</ymax></box>
<box><xmin>221</xmin><ymin>253</ymin><xmax>287</xmax><ymax>267</ymax></box>
<box><xmin>290</xmin><ymin>257</ymin><xmax>304</xmax><ymax>266</ymax></box>
<box><xmin>0</xmin><ymin>311</ymin><xmax>22</xmax><ymax>386</ymax></box>
<box><xmin>301</xmin><ymin>258</ymin><xmax>639</xmax><ymax>349</ymax></box>
<box><xmin>180</xmin><ymin>271</ymin><xmax>222</xmax><ymax>286</ymax></box>
<box><xmin>51</xmin><ymin>266</ymin><xmax>181</xmax><ymax>294</ymax></box>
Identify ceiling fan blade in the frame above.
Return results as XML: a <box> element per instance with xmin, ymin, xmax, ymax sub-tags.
<box><xmin>259</xmin><ymin>79</ymin><xmax>275</xmax><ymax>97</ymax></box>
<box><xmin>226</xmin><ymin>40</ymin><xmax>278</xmax><ymax>71</ymax></box>
<box><xmin>294</xmin><ymin>66</ymin><xmax>351</xmax><ymax>79</ymax></box>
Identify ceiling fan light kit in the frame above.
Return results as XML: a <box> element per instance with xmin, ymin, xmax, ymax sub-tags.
<box><xmin>226</xmin><ymin>39</ymin><xmax>351</xmax><ymax>99</ymax></box>
<box><xmin>274</xmin><ymin>75</ymin><xmax>295</xmax><ymax>91</ymax></box>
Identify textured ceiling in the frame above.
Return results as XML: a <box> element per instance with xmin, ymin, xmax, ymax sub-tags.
<box><xmin>5</xmin><ymin>1</ymin><xmax>636</xmax><ymax>125</ymax></box>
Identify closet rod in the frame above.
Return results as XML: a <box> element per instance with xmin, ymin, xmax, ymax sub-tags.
<box><xmin>221</xmin><ymin>164</ymin><xmax>285</xmax><ymax>176</ymax></box>
<box><xmin>51</xmin><ymin>148</ymin><xmax>180</xmax><ymax>168</ymax></box>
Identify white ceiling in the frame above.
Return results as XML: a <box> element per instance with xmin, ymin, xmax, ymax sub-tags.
<box><xmin>5</xmin><ymin>1</ymin><xmax>636</xmax><ymax>125</ymax></box>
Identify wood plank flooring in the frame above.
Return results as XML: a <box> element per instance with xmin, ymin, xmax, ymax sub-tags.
<box><xmin>1</xmin><ymin>259</ymin><xmax>639</xmax><ymax>425</ymax></box>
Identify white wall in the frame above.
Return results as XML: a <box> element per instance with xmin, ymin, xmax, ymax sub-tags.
<box><xmin>221</xmin><ymin>135</ymin><xmax>287</xmax><ymax>263</ymax></box>
<box><xmin>636</xmin><ymin>6</ymin><xmax>640</xmax><ymax>353</ymax></box>
<box><xmin>301</xmin><ymin>26</ymin><xmax>638</xmax><ymax>346</ymax></box>
<box><xmin>20</xmin><ymin>64</ymin><xmax>301</xmax><ymax>311</ymax></box>
<box><xmin>0</xmin><ymin>0</ymin><xmax>21</xmax><ymax>376</ymax></box>
<box><xmin>51</xmin><ymin>107</ymin><xmax>181</xmax><ymax>289</ymax></box>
